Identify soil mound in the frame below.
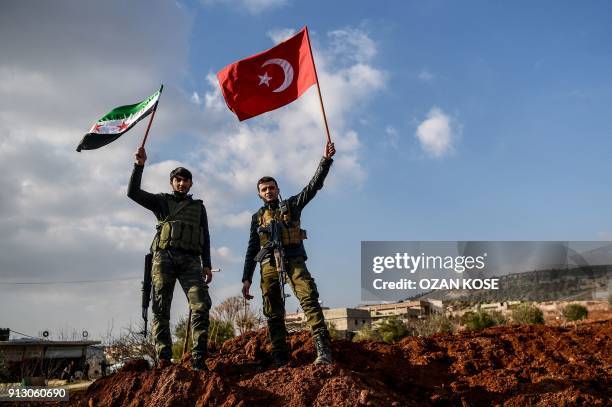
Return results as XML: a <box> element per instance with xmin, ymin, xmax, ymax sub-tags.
<box><xmin>69</xmin><ymin>320</ymin><xmax>611</xmax><ymax>406</ymax></box>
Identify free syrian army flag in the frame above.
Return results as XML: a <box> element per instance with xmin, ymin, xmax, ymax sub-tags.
<box><xmin>76</xmin><ymin>85</ymin><xmax>163</xmax><ymax>152</ymax></box>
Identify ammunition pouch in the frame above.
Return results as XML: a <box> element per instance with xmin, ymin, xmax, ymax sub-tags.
<box><xmin>259</xmin><ymin>226</ymin><xmax>306</xmax><ymax>247</ymax></box>
<box><xmin>258</xmin><ymin>204</ymin><xmax>307</xmax><ymax>247</ymax></box>
<box><xmin>155</xmin><ymin>220</ymin><xmax>203</xmax><ymax>254</ymax></box>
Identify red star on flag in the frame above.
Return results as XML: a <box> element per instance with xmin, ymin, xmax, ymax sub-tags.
<box><xmin>117</xmin><ymin>121</ymin><xmax>129</xmax><ymax>131</ymax></box>
<box><xmin>92</xmin><ymin>123</ymin><xmax>102</xmax><ymax>133</ymax></box>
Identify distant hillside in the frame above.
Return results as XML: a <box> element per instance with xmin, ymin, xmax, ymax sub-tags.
<box><xmin>413</xmin><ymin>265</ymin><xmax>611</xmax><ymax>302</ymax></box>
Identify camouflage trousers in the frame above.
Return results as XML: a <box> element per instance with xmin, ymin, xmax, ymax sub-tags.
<box><xmin>152</xmin><ymin>249</ymin><xmax>211</xmax><ymax>360</ymax></box>
<box><xmin>260</xmin><ymin>256</ymin><xmax>329</xmax><ymax>353</ymax></box>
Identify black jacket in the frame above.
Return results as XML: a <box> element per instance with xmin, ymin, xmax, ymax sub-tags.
<box><xmin>242</xmin><ymin>157</ymin><xmax>333</xmax><ymax>283</ymax></box>
<box><xmin>127</xmin><ymin>164</ymin><xmax>212</xmax><ymax>268</ymax></box>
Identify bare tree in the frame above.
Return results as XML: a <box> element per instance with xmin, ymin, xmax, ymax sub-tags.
<box><xmin>212</xmin><ymin>296</ymin><xmax>263</xmax><ymax>336</ymax></box>
<box><xmin>56</xmin><ymin>328</ymin><xmax>81</xmax><ymax>341</ymax></box>
<box><xmin>211</xmin><ymin>296</ymin><xmax>243</xmax><ymax>326</ymax></box>
<box><xmin>236</xmin><ymin>301</ymin><xmax>264</xmax><ymax>335</ymax></box>
<box><xmin>105</xmin><ymin>323</ymin><xmax>156</xmax><ymax>364</ymax></box>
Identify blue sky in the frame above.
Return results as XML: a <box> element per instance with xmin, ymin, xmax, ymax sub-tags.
<box><xmin>1</xmin><ymin>0</ymin><xmax>611</xmax><ymax>339</ymax></box>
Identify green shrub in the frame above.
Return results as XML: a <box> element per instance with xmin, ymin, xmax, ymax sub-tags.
<box><xmin>461</xmin><ymin>310</ymin><xmax>502</xmax><ymax>330</ymax></box>
<box><xmin>326</xmin><ymin>322</ymin><xmax>343</xmax><ymax>340</ymax></box>
<box><xmin>412</xmin><ymin>314</ymin><xmax>455</xmax><ymax>336</ymax></box>
<box><xmin>562</xmin><ymin>304</ymin><xmax>588</xmax><ymax>321</ymax></box>
<box><xmin>511</xmin><ymin>303</ymin><xmax>544</xmax><ymax>325</ymax></box>
<box><xmin>352</xmin><ymin>325</ymin><xmax>382</xmax><ymax>342</ymax></box>
<box><xmin>488</xmin><ymin>310</ymin><xmax>507</xmax><ymax>326</ymax></box>
<box><xmin>377</xmin><ymin>317</ymin><xmax>410</xmax><ymax>343</ymax></box>
<box><xmin>172</xmin><ymin>316</ymin><xmax>234</xmax><ymax>360</ymax></box>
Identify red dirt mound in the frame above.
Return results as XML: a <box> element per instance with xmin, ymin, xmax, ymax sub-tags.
<box><xmin>38</xmin><ymin>320</ymin><xmax>612</xmax><ymax>406</ymax></box>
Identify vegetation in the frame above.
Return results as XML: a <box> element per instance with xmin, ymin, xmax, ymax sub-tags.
<box><xmin>208</xmin><ymin>318</ymin><xmax>236</xmax><ymax>345</ymax></box>
<box><xmin>562</xmin><ymin>304</ymin><xmax>588</xmax><ymax>321</ymax></box>
<box><xmin>352</xmin><ymin>325</ymin><xmax>382</xmax><ymax>342</ymax></box>
<box><xmin>377</xmin><ymin>317</ymin><xmax>410</xmax><ymax>343</ymax></box>
<box><xmin>461</xmin><ymin>310</ymin><xmax>506</xmax><ymax>330</ymax></box>
<box><xmin>411</xmin><ymin>314</ymin><xmax>455</xmax><ymax>336</ymax></box>
<box><xmin>213</xmin><ymin>296</ymin><xmax>262</xmax><ymax>336</ymax></box>
<box><xmin>104</xmin><ymin>323</ymin><xmax>157</xmax><ymax>363</ymax></box>
<box><xmin>326</xmin><ymin>322</ymin><xmax>342</xmax><ymax>340</ymax></box>
<box><xmin>172</xmin><ymin>316</ymin><xmax>235</xmax><ymax>360</ymax></box>
<box><xmin>511</xmin><ymin>303</ymin><xmax>544</xmax><ymax>325</ymax></box>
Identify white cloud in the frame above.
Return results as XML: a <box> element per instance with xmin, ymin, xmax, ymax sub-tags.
<box><xmin>267</xmin><ymin>28</ymin><xmax>297</xmax><ymax>44</ymax></box>
<box><xmin>327</xmin><ymin>28</ymin><xmax>377</xmax><ymax>64</ymax></box>
<box><xmin>201</xmin><ymin>0</ymin><xmax>288</xmax><ymax>14</ymax></box>
<box><xmin>385</xmin><ymin>125</ymin><xmax>399</xmax><ymax>148</ymax></box>
<box><xmin>220</xmin><ymin>210</ymin><xmax>253</xmax><ymax>228</ymax></box>
<box><xmin>418</xmin><ymin>69</ymin><xmax>434</xmax><ymax>82</ymax></box>
<box><xmin>204</xmin><ymin>72</ymin><xmax>225</xmax><ymax>111</ymax></box>
<box><xmin>213</xmin><ymin>246</ymin><xmax>242</xmax><ymax>264</ymax></box>
<box><xmin>415</xmin><ymin>107</ymin><xmax>454</xmax><ymax>158</ymax></box>
<box><xmin>191</xmin><ymin>91</ymin><xmax>202</xmax><ymax>105</ymax></box>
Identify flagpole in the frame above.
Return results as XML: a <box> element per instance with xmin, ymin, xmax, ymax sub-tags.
<box><xmin>305</xmin><ymin>27</ymin><xmax>332</xmax><ymax>144</ymax></box>
<box><xmin>139</xmin><ymin>84</ymin><xmax>164</xmax><ymax>149</ymax></box>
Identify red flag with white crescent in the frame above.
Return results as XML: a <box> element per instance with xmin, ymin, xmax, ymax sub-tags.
<box><xmin>217</xmin><ymin>27</ymin><xmax>317</xmax><ymax>121</ymax></box>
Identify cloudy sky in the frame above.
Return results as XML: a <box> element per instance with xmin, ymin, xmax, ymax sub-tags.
<box><xmin>1</xmin><ymin>0</ymin><xmax>612</xmax><ymax>340</ymax></box>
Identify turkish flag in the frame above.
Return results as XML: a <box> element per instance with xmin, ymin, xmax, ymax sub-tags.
<box><xmin>217</xmin><ymin>27</ymin><xmax>317</xmax><ymax>121</ymax></box>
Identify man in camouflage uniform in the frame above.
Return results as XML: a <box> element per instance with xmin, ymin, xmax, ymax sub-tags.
<box><xmin>128</xmin><ymin>146</ymin><xmax>212</xmax><ymax>371</ymax></box>
<box><xmin>242</xmin><ymin>141</ymin><xmax>336</xmax><ymax>367</ymax></box>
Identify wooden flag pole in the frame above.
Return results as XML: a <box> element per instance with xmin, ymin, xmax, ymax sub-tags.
<box><xmin>139</xmin><ymin>84</ymin><xmax>164</xmax><ymax>149</ymax></box>
<box><xmin>305</xmin><ymin>27</ymin><xmax>332</xmax><ymax>144</ymax></box>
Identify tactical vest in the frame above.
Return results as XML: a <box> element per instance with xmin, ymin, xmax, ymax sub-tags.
<box><xmin>257</xmin><ymin>203</ymin><xmax>307</xmax><ymax>247</ymax></box>
<box><xmin>153</xmin><ymin>199</ymin><xmax>204</xmax><ymax>254</ymax></box>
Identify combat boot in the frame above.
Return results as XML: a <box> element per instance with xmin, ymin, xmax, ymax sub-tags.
<box><xmin>157</xmin><ymin>358</ymin><xmax>172</xmax><ymax>369</ymax></box>
<box><xmin>271</xmin><ymin>349</ymin><xmax>289</xmax><ymax>368</ymax></box>
<box><xmin>191</xmin><ymin>353</ymin><xmax>208</xmax><ymax>372</ymax></box>
<box><xmin>313</xmin><ymin>333</ymin><xmax>333</xmax><ymax>365</ymax></box>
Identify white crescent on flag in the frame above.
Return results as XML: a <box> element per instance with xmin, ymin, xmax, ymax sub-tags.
<box><xmin>262</xmin><ymin>58</ymin><xmax>294</xmax><ymax>92</ymax></box>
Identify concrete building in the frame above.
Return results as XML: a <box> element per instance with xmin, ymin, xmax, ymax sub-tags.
<box><xmin>0</xmin><ymin>338</ymin><xmax>101</xmax><ymax>382</ymax></box>
<box><xmin>324</xmin><ymin>308</ymin><xmax>371</xmax><ymax>334</ymax></box>
<box><xmin>358</xmin><ymin>300</ymin><xmax>443</xmax><ymax>325</ymax></box>
<box><xmin>285</xmin><ymin>307</ymin><xmax>372</xmax><ymax>339</ymax></box>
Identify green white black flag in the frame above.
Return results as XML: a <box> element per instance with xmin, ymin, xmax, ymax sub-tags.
<box><xmin>76</xmin><ymin>85</ymin><xmax>163</xmax><ymax>152</ymax></box>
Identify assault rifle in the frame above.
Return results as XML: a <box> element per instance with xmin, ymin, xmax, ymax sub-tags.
<box><xmin>255</xmin><ymin>219</ymin><xmax>291</xmax><ymax>304</ymax></box>
<box><xmin>141</xmin><ymin>253</ymin><xmax>153</xmax><ymax>336</ymax></box>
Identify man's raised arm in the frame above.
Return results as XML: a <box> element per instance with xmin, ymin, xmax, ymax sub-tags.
<box><xmin>127</xmin><ymin>147</ymin><xmax>159</xmax><ymax>212</ymax></box>
<box><xmin>293</xmin><ymin>141</ymin><xmax>336</xmax><ymax>210</ymax></box>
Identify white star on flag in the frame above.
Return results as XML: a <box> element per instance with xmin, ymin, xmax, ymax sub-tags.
<box><xmin>258</xmin><ymin>72</ymin><xmax>272</xmax><ymax>86</ymax></box>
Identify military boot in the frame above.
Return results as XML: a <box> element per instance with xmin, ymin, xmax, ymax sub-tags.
<box><xmin>313</xmin><ymin>333</ymin><xmax>333</xmax><ymax>365</ymax></box>
<box><xmin>191</xmin><ymin>352</ymin><xmax>208</xmax><ymax>372</ymax></box>
<box><xmin>271</xmin><ymin>349</ymin><xmax>289</xmax><ymax>368</ymax></box>
<box><xmin>157</xmin><ymin>358</ymin><xmax>172</xmax><ymax>369</ymax></box>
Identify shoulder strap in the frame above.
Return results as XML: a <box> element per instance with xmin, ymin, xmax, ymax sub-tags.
<box><xmin>256</xmin><ymin>207</ymin><xmax>265</xmax><ymax>226</ymax></box>
<box><xmin>165</xmin><ymin>199</ymin><xmax>193</xmax><ymax>222</ymax></box>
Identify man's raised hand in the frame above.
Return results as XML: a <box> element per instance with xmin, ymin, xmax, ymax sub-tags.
<box><xmin>135</xmin><ymin>147</ymin><xmax>147</xmax><ymax>165</ymax></box>
<box><xmin>324</xmin><ymin>141</ymin><xmax>336</xmax><ymax>159</ymax></box>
